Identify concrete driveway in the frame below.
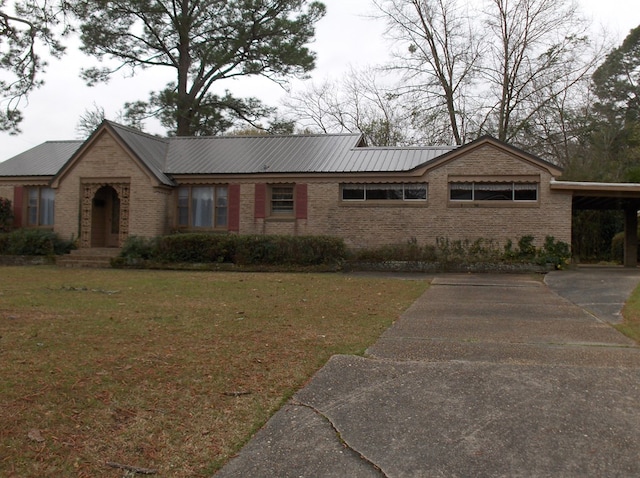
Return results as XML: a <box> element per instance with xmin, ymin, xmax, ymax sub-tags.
<box><xmin>215</xmin><ymin>269</ymin><xmax>640</xmax><ymax>477</ymax></box>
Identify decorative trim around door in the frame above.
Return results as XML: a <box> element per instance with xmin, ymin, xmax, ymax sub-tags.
<box><xmin>80</xmin><ymin>180</ymin><xmax>130</xmax><ymax>248</ymax></box>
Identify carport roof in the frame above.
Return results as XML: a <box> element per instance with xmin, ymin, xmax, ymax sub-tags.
<box><xmin>550</xmin><ymin>180</ymin><xmax>640</xmax><ymax>210</ymax></box>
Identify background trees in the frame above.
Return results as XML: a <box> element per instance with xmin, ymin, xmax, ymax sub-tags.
<box><xmin>359</xmin><ymin>0</ymin><xmax>599</xmax><ymax>155</ymax></box>
<box><xmin>0</xmin><ymin>0</ymin><xmax>66</xmax><ymax>132</ymax></box>
<box><xmin>373</xmin><ymin>0</ymin><xmax>480</xmax><ymax>145</ymax></box>
<box><xmin>282</xmin><ymin>68</ymin><xmax>409</xmax><ymax>145</ymax></box>
<box><xmin>70</xmin><ymin>0</ymin><xmax>326</xmax><ymax>136</ymax></box>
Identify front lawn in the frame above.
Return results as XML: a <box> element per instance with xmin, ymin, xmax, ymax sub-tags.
<box><xmin>0</xmin><ymin>267</ymin><xmax>426</xmax><ymax>477</ymax></box>
<box><xmin>619</xmin><ymin>282</ymin><xmax>640</xmax><ymax>343</ymax></box>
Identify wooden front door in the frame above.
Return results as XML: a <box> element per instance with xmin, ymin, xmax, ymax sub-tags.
<box><xmin>91</xmin><ymin>186</ymin><xmax>120</xmax><ymax>247</ymax></box>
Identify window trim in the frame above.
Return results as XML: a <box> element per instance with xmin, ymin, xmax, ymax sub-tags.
<box><xmin>176</xmin><ymin>185</ymin><xmax>229</xmax><ymax>230</ymax></box>
<box><xmin>341</xmin><ymin>183</ymin><xmax>428</xmax><ymax>202</ymax></box>
<box><xmin>268</xmin><ymin>184</ymin><xmax>295</xmax><ymax>218</ymax></box>
<box><xmin>449</xmin><ymin>181</ymin><xmax>538</xmax><ymax>203</ymax></box>
<box><xmin>26</xmin><ymin>186</ymin><xmax>55</xmax><ymax>227</ymax></box>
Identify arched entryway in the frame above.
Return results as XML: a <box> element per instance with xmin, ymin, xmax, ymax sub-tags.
<box><xmin>80</xmin><ymin>181</ymin><xmax>130</xmax><ymax>249</ymax></box>
<box><xmin>91</xmin><ymin>186</ymin><xmax>121</xmax><ymax>247</ymax></box>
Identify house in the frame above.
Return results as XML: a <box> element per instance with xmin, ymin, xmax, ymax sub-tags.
<box><xmin>0</xmin><ymin>120</ymin><xmax>613</xmax><ymax>259</ymax></box>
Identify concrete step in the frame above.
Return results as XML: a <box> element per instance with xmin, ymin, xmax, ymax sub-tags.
<box><xmin>57</xmin><ymin>248</ymin><xmax>121</xmax><ymax>268</ymax></box>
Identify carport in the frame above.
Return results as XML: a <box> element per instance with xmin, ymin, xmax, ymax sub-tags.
<box><xmin>551</xmin><ymin>180</ymin><xmax>640</xmax><ymax>267</ymax></box>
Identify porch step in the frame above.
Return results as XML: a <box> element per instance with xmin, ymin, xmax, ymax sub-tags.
<box><xmin>56</xmin><ymin>248</ymin><xmax>121</xmax><ymax>268</ymax></box>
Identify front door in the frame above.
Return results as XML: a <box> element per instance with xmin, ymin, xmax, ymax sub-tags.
<box><xmin>91</xmin><ymin>186</ymin><xmax>120</xmax><ymax>247</ymax></box>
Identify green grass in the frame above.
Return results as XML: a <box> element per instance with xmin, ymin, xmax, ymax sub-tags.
<box><xmin>618</xmin><ymin>281</ymin><xmax>640</xmax><ymax>343</ymax></box>
<box><xmin>0</xmin><ymin>266</ymin><xmax>427</xmax><ymax>477</ymax></box>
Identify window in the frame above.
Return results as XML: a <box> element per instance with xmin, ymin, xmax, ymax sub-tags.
<box><xmin>341</xmin><ymin>183</ymin><xmax>427</xmax><ymax>201</ymax></box>
<box><xmin>27</xmin><ymin>187</ymin><xmax>55</xmax><ymax>226</ymax></box>
<box><xmin>270</xmin><ymin>185</ymin><xmax>294</xmax><ymax>215</ymax></box>
<box><xmin>449</xmin><ymin>182</ymin><xmax>538</xmax><ymax>202</ymax></box>
<box><xmin>177</xmin><ymin>185</ymin><xmax>228</xmax><ymax>229</ymax></box>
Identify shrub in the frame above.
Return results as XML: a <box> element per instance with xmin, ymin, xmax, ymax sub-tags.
<box><xmin>350</xmin><ymin>238</ymin><xmax>437</xmax><ymax>263</ymax></box>
<box><xmin>517</xmin><ymin>235</ymin><xmax>536</xmax><ymax>259</ymax></box>
<box><xmin>118</xmin><ymin>233</ymin><xmax>348</xmax><ymax>267</ymax></box>
<box><xmin>435</xmin><ymin>237</ymin><xmax>502</xmax><ymax>263</ymax></box>
<box><xmin>119</xmin><ymin>236</ymin><xmax>158</xmax><ymax>260</ymax></box>
<box><xmin>611</xmin><ymin>230</ymin><xmax>640</xmax><ymax>264</ymax></box>
<box><xmin>0</xmin><ymin>197</ymin><xmax>12</xmax><ymax>232</ymax></box>
<box><xmin>234</xmin><ymin>235</ymin><xmax>346</xmax><ymax>266</ymax></box>
<box><xmin>154</xmin><ymin>233</ymin><xmax>234</xmax><ymax>263</ymax></box>
<box><xmin>538</xmin><ymin>236</ymin><xmax>571</xmax><ymax>268</ymax></box>
<box><xmin>352</xmin><ymin>236</ymin><xmax>570</xmax><ymax>269</ymax></box>
<box><xmin>0</xmin><ymin>229</ymin><xmax>74</xmax><ymax>256</ymax></box>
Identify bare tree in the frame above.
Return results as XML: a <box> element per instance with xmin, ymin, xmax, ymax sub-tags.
<box><xmin>478</xmin><ymin>0</ymin><xmax>596</xmax><ymax>144</ymax></box>
<box><xmin>371</xmin><ymin>0</ymin><xmax>603</xmax><ymax>157</ymax></box>
<box><xmin>283</xmin><ymin>68</ymin><xmax>408</xmax><ymax>146</ymax></box>
<box><xmin>374</xmin><ymin>0</ymin><xmax>480</xmax><ymax>145</ymax></box>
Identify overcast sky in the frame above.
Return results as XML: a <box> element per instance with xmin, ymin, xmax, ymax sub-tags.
<box><xmin>1</xmin><ymin>0</ymin><xmax>639</xmax><ymax>161</ymax></box>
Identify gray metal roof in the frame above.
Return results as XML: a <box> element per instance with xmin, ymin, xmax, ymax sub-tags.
<box><xmin>0</xmin><ymin>141</ymin><xmax>83</xmax><ymax>176</ymax></box>
<box><xmin>0</xmin><ymin>122</ymin><xmax>461</xmax><ymax>180</ymax></box>
<box><xmin>164</xmin><ymin>133</ymin><xmax>365</xmax><ymax>174</ymax></box>
<box><xmin>107</xmin><ymin>123</ymin><xmax>172</xmax><ymax>185</ymax></box>
<box><xmin>338</xmin><ymin>146</ymin><xmax>457</xmax><ymax>173</ymax></box>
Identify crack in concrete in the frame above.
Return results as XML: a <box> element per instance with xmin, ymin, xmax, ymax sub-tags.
<box><xmin>290</xmin><ymin>399</ymin><xmax>389</xmax><ymax>478</ymax></box>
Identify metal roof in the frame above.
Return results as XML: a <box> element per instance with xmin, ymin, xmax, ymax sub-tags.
<box><xmin>0</xmin><ymin>141</ymin><xmax>83</xmax><ymax>176</ymax></box>
<box><xmin>164</xmin><ymin>133</ymin><xmax>365</xmax><ymax>174</ymax></box>
<box><xmin>0</xmin><ymin>122</ymin><xmax>461</xmax><ymax>179</ymax></box>
<box><xmin>106</xmin><ymin>123</ymin><xmax>172</xmax><ymax>185</ymax></box>
<box><xmin>339</xmin><ymin>146</ymin><xmax>457</xmax><ymax>172</ymax></box>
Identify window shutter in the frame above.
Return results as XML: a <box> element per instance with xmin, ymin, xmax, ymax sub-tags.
<box><xmin>13</xmin><ymin>186</ymin><xmax>23</xmax><ymax>228</ymax></box>
<box><xmin>254</xmin><ymin>183</ymin><xmax>266</xmax><ymax>219</ymax></box>
<box><xmin>295</xmin><ymin>183</ymin><xmax>308</xmax><ymax>219</ymax></box>
<box><xmin>228</xmin><ymin>184</ymin><xmax>240</xmax><ymax>232</ymax></box>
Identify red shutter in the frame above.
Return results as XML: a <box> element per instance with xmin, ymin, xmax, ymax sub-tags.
<box><xmin>254</xmin><ymin>183</ymin><xmax>266</xmax><ymax>219</ymax></box>
<box><xmin>13</xmin><ymin>186</ymin><xmax>23</xmax><ymax>228</ymax></box>
<box><xmin>228</xmin><ymin>184</ymin><xmax>240</xmax><ymax>232</ymax></box>
<box><xmin>295</xmin><ymin>183</ymin><xmax>308</xmax><ymax>220</ymax></box>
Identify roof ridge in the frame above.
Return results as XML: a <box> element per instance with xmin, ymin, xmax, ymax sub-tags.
<box><xmin>353</xmin><ymin>145</ymin><xmax>458</xmax><ymax>151</ymax></box>
<box><xmin>44</xmin><ymin>140</ymin><xmax>84</xmax><ymax>144</ymax></box>
<box><xmin>104</xmin><ymin>120</ymin><xmax>169</xmax><ymax>144</ymax></box>
<box><xmin>168</xmin><ymin>132</ymin><xmax>362</xmax><ymax>141</ymax></box>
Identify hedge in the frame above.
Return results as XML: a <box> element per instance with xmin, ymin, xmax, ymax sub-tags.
<box><xmin>0</xmin><ymin>229</ymin><xmax>75</xmax><ymax>256</ymax></box>
<box><xmin>118</xmin><ymin>234</ymin><xmax>348</xmax><ymax>266</ymax></box>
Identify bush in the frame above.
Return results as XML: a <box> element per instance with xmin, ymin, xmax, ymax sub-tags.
<box><xmin>351</xmin><ymin>238</ymin><xmax>437</xmax><ymax>262</ymax></box>
<box><xmin>611</xmin><ymin>230</ymin><xmax>640</xmax><ymax>264</ymax></box>
<box><xmin>119</xmin><ymin>236</ymin><xmax>159</xmax><ymax>260</ymax></box>
<box><xmin>234</xmin><ymin>235</ymin><xmax>347</xmax><ymax>266</ymax></box>
<box><xmin>538</xmin><ymin>236</ymin><xmax>571</xmax><ymax>267</ymax></box>
<box><xmin>154</xmin><ymin>234</ymin><xmax>235</xmax><ymax>263</ymax></box>
<box><xmin>118</xmin><ymin>233</ymin><xmax>347</xmax><ymax>267</ymax></box>
<box><xmin>0</xmin><ymin>197</ymin><xmax>12</xmax><ymax>232</ymax></box>
<box><xmin>0</xmin><ymin>229</ymin><xmax>75</xmax><ymax>256</ymax></box>
<box><xmin>352</xmin><ymin>236</ymin><xmax>571</xmax><ymax>269</ymax></box>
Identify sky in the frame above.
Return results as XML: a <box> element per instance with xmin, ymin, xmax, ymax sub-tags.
<box><xmin>1</xmin><ymin>0</ymin><xmax>639</xmax><ymax>162</ymax></box>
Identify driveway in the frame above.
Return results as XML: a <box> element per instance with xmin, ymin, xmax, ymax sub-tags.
<box><xmin>215</xmin><ymin>269</ymin><xmax>640</xmax><ymax>477</ymax></box>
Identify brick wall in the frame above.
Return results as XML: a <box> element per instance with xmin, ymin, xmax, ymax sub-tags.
<box><xmin>0</xmin><ymin>186</ymin><xmax>12</xmax><ymax>201</ymax></box>
<box><xmin>235</xmin><ymin>144</ymin><xmax>572</xmax><ymax>249</ymax></box>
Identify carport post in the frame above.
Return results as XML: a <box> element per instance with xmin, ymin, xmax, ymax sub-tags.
<box><xmin>624</xmin><ymin>206</ymin><xmax>638</xmax><ymax>268</ymax></box>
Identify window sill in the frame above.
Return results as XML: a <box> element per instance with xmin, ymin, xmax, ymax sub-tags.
<box><xmin>340</xmin><ymin>201</ymin><xmax>428</xmax><ymax>208</ymax></box>
<box><xmin>174</xmin><ymin>227</ymin><xmax>229</xmax><ymax>232</ymax></box>
<box><xmin>265</xmin><ymin>216</ymin><xmax>296</xmax><ymax>222</ymax></box>
<box><xmin>448</xmin><ymin>201</ymin><xmax>539</xmax><ymax>208</ymax></box>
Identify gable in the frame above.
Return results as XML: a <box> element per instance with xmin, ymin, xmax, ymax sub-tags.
<box><xmin>417</xmin><ymin>137</ymin><xmax>563</xmax><ymax>178</ymax></box>
<box><xmin>51</xmin><ymin>125</ymin><xmax>172</xmax><ymax>188</ymax></box>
